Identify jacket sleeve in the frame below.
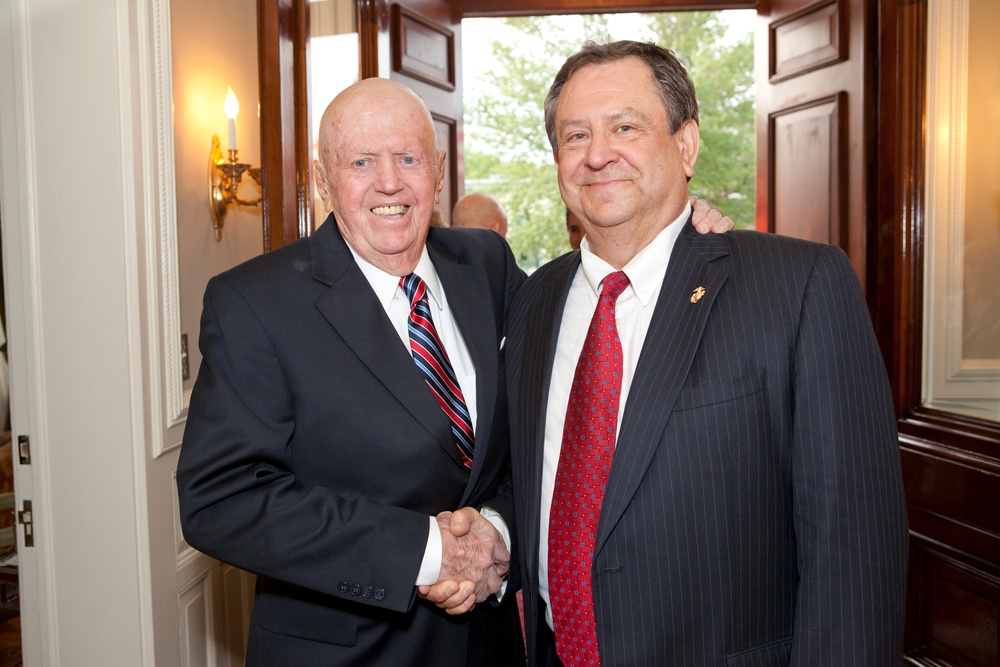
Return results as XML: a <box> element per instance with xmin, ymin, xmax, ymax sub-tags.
<box><xmin>176</xmin><ymin>274</ymin><xmax>428</xmax><ymax>614</ymax></box>
<box><xmin>789</xmin><ymin>245</ymin><xmax>908</xmax><ymax>664</ymax></box>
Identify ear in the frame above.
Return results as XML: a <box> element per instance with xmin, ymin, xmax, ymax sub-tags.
<box><xmin>434</xmin><ymin>149</ymin><xmax>446</xmax><ymax>204</ymax></box>
<box><xmin>314</xmin><ymin>159</ymin><xmax>333</xmax><ymax>212</ymax></box>
<box><xmin>677</xmin><ymin>119</ymin><xmax>700</xmax><ymax>180</ymax></box>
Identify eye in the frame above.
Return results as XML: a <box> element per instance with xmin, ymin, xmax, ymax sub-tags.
<box><xmin>353</xmin><ymin>158</ymin><xmax>369</xmax><ymax>168</ymax></box>
<box><xmin>617</xmin><ymin>124</ymin><xmax>634</xmax><ymax>133</ymax></box>
<box><xmin>401</xmin><ymin>156</ymin><xmax>417</xmax><ymax>165</ymax></box>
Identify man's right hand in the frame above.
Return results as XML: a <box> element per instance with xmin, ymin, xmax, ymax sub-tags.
<box><xmin>418</xmin><ymin>507</ymin><xmax>508</xmax><ymax>614</ymax></box>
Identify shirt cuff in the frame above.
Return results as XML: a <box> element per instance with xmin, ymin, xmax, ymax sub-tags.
<box><xmin>480</xmin><ymin>506</ymin><xmax>510</xmax><ymax>601</ymax></box>
<box><xmin>415</xmin><ymin>515</ymin><xmax>442</xmax><ymax>587</ymax></box>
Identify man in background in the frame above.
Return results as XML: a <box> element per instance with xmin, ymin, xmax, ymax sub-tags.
<box><xmin>565</xmin><ymin>208</ymin><xmax>583</xmax><ymax>250</ymax></box>
<box><xmin>453</xmin><ymin>191</ymin><xmax>509</xmax><ymax>237</ymax></box>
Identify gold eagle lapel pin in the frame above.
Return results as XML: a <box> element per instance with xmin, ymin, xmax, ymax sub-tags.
<box><xmin>690</xmin><ymin>286</ymin><xmax>706</xmax><ymax>304</ymax></box>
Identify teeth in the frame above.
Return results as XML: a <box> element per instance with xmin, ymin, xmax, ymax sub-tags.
<box><xmin>371</xmin><ymin>205</ymin><xmax>408</xmax><ymax>216</ymax></box>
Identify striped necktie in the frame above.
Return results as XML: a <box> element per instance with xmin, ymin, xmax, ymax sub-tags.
<box><xmin>399</xmin><ymin>273</ymin><xmax>475</xmax><ymax>468</ymax></box>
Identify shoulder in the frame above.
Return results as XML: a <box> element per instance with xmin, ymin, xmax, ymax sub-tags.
<box><xmin>716</xmin><ymin>229</ymin><xmax>850</xmax><ymax>280</ymax></box>
<box><xmin>427</xmin><ymin>226</ymin><xmax>507</xmax><ymax>261</ymax></box>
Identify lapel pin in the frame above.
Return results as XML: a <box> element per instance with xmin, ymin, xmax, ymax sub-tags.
<box><xmin>690</xmin><ymin>286</ymin><xmax>706</xmax><ymax>304</ymax></box>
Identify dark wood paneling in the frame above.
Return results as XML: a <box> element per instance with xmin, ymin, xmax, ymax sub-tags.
<box><xmin>769</xmin><ymin>0</ymin><xmax>845</xmax><ymax>82</ymax></box>
<box><xmin>257</xmin><ymin>0</ymin><xmax>311</xmax><ymax>251</ymax></box>
<box><xmin>874</xmin><ymin>0</ymin><xmax>1000</xmax><ymax>663</ymax></box>
<box><xmin>905</xmin><ymin>535</ymin><xmax>1000</xmax><ymax>666</ymax></box>
<box><xmin>768</xmin><ymin>93</ymin><xmax>845</xmax><ymax>245</ymax></box>
<box><xmin>756</xmin><ymin>0</ymin><xmax>867</xmax><ymax>281</ymax></box>
<box><xmin>431</xmin><ymin>114</ymin><xmax>458</xmax><ymax>226</ymax></box>
<box><xmin>392</xmin><ymin>4</ymin><xmax>456</xmax><ymax>90</ymax></box>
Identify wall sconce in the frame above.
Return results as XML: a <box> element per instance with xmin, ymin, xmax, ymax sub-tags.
<box><xmin>209</xmin><ymin>87</ymin><xmax>262</xmax><ymax>241</ymax></box>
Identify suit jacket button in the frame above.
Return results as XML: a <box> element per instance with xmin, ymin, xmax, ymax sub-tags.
<box><xmin>374</xmin><ymin>588</ymin><xmax>386</xmax><ymax>601</ymax></box>
<box><xmin>351</xmin><ymin>584</ymin><xmax>362</xmax><ymax>596</ymax></box>
<box><xmin>362</xmin><ymin>586</ymin><xmax>374</xmax><ymax>598</ymax></box>
<box><xmin>338</xmin><ymin>581</ymin><xmax>349</xmax><ymax>593</ymax></box>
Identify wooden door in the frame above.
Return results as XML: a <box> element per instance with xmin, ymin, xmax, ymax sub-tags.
<box><xmin>754</xmin><ymin>0</ymin><xmax>872</xmax><ymax>282</ymax></box>
<box><xmin>377</xmin><ymin>0</ymin><xmax>466</xmax><ymax>226</ymax></box>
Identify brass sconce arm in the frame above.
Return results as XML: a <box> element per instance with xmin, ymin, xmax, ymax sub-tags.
<box><xmin>209</xmin><ymin>134</ymin><xmax>262</xmax><ymax>241</ymax></box>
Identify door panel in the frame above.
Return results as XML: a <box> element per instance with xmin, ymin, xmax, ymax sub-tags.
<box><xmin>756</xmin><ymin>0</ymin><xmax>867</xmax><ymax>281</ymax></box>
<box><xmin>386</xmin><ymin>1</ymin><xmax>465</xmax><ymax>225</ymax></box>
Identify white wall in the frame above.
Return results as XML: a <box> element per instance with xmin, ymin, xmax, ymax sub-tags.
<box><xmin>0</xmin><ymin>0</ymin><xmax>261</xmax><ymax>664</ymax></box>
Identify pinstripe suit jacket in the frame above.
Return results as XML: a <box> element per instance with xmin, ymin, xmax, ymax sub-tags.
<box><xmin>506</xmin><ymin>219</ymin><xmax>908</xmax><ymax>666</ymax></box>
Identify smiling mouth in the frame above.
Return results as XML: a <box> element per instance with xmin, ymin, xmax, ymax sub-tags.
<box><xmin>371</xmin><ymin>205</ymin><xmax>409</xmax><ymax>216</ymax></box>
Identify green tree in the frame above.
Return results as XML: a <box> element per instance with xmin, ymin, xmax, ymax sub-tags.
<box><xmin>464</xmin><ymin>12</ymin><xmax>755</xmax><ymax>270</ymax></box>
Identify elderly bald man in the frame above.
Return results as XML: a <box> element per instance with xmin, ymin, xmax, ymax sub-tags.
<box><xmin>453</xmin><ymin>191</ymin><xmax>509</xmax><ymax>237</ymax></box>
<box><xmin>178</xmin><ymin>76</ymin><xmax>527</xmax><ymax>667</ymax></box>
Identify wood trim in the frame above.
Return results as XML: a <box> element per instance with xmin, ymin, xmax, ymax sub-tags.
<box><xmin>294</xmin><ymin>0</ymin><xmax>312</xmax><ymax>238</ymax></box>
<box><xmin>768</xmin><ymin>0</ymin><xmax>846</xmax><ymax>83</ymax></box>
<box><xmin>455</xmin><ymin>0</ymin><xmax>754</xmax><ymax>16</ymax></box>
<box><xmin>873</xmin><ymin>0</ymin><xmax>926</xmax><ymax>415</ymax></box>
<box><xmin>391</xmin><ymin>4</ymin><xmax>456</xmax><ymax>90</ymax></box>
<box><xmin>358</xmin><ymin>0</ymin><xmax>385</xmax><ymax>79</ymax></box>
<box><xmin>257</xmin><ymin>0</ymin><xmax>299</xmax><ymax>251</ymax></box>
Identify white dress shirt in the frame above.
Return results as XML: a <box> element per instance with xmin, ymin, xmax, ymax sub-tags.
<box><xmin>539</xmin><ymin>204</ymin><xmax>689</xmax><ymax>628</ymax></box>
<box><xmin>348</xmin><ymin>244</ymin><xmax>480</xmax><ymax>587</ymax></box>
<box><xmin>349</xmin><ymin>242</ymin><xmax>511</xmax><ymax>594</ymax></box>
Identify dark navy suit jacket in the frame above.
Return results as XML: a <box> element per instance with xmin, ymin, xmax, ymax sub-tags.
<box><xmin>506</xmin><ymin>219</ymin><xmax>908</xmax><ymax>666</ymax></box>
<box><xmin>178</xmin><ymin>216</ymin><xmax>525</xmax><ymax>666</ymax></box>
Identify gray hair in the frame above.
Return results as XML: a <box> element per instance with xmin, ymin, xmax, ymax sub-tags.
<box><xmin>543</xmin><ymin>40</ymin><xmax>699</xmax><ymax>154</ymax></box>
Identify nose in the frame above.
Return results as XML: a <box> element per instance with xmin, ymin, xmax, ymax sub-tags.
<box><xmin>374</xmin><ymin>159</ymin><xmax>403</xmax><ymax>193</ymax></box>
<box><xmin>584</xmin><ymin>132</ymin><xmax>617</xmax><ymax>171</ymax></box>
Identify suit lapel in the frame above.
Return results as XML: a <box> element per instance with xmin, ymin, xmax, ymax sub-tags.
<box><xmin>428</xmin><ymin>243</ymin><xmax>500</xmax><ymax>490</ymax></box>
<box><xmin>309</xmin><ymin>218</ymin><xmax>463</xmax><ymax>467</ymax></box>
<box><xmin>596</xmin><ymin>222</ymin><xmax>731</xmax><ymax>554</ymax></box>
<box><xmin>519</xmin><ymin>254</ymin><xmax>580</xmax><ymax>576</ymax></box>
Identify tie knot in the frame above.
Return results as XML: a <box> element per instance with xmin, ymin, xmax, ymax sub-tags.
<box><xmin>399</xmin><ymin>273</ymin><xmax>426</xmax><ymax>307</ymax></box>
<box><xmin>601</xmin><ymin>271</ymin><xmax>630</xmax><ymax>302</ymax></box>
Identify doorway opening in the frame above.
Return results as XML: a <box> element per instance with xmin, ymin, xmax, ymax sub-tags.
<box><xmin>461</xmin><ymin>11</ymin><xmax>755</xmax><ymax>271</ymax></box>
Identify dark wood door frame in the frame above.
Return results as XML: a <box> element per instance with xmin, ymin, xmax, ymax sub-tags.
<box><xmin>875</xmin><ymin>0</ymin><xmax>1000</xmax><ymax>663</ymax></box>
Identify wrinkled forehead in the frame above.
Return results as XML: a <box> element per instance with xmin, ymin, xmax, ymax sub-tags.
<box><xmin>329</xmin><ymin>98</ymin><xmax>437</xmax><ymax>157</ymax></box>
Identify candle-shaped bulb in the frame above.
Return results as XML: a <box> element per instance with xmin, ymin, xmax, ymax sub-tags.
<box><xmin>225</xmin><ymin>87</ymin><xmax>239</xmax><ymax>151</ymax></box>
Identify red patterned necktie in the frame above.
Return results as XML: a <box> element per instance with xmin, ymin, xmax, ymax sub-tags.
<box><xmin>548</xmin><ymin>270</ymin><xmax>630</xmax><ymax>667</ymax></box>
<box><xmin>400</xmin><ymin>273</ymin><xmax>475</xmax><ymax>468</ymax></box>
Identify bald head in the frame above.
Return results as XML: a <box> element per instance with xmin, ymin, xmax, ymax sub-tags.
<box><xmin>452</xmin><ymin>192</ymin><xmax>509</xmax><ymax>237</ymax></box>
<box><xmin>312</xmin><ymin>78</ymin><xmax>446</xmax><ymax>276</ymax></box>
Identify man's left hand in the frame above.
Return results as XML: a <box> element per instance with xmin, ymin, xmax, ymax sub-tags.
<box><xmin>690</xmin><ymin>196</ymin><xmax>735</xmax><ymax>233</ymax></box>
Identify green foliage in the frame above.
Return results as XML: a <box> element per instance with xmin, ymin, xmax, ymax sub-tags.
<box><xmin>464</xmin><ymin>12</ymin><xmax>756</xmax><ymax>270</ymax></box>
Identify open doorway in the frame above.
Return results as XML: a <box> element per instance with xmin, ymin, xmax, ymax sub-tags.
<box><xmin>460</xmin><ymin>11</ymin><xmax>755</xmax><ymax>270</ymax></box>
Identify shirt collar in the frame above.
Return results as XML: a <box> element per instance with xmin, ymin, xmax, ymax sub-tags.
<box><xmin>346</xmin><ymin>243</ymin><xmax>444</xmax><ymax>312</ymax></box>
<box><xmin>578</xmin><ymin>203</ymin><xmax>690</xmax><ymax>306</ymax></box>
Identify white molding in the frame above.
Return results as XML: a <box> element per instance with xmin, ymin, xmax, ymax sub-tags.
<box><xmin>923</xmin><ymin>0</ymin><xmax>1000</xmax><ymax>422</ymax></box>
<box><xmin>0</xmin><ymin>0</ymin><xmax>60</xmax><ymax>663</ymax></box>
<box><xmin>145</xmin><ymin>0</ymin><xmax>188</xmax><ymax>459</ymax></box>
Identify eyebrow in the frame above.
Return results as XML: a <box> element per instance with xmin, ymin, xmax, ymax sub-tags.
<box><xmin>558</xmin><ymin>106</ymin><xmax>652</xmax><ymax>132</ymax></box>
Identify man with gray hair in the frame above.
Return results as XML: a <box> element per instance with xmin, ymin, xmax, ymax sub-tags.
<box><xmin>504</xmin><ymin>40</ymin><xmax>906</xmax><ymax>666</ymax></box>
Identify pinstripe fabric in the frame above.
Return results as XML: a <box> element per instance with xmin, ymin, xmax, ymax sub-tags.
<box><xmin>506</xmin><ymin>219</ymin><xmax>908</xmax><ymax>666</ymax></box>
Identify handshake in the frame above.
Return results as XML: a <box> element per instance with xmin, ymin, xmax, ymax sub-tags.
<box><xmin>418</xmin><ymin>507</ymin><xmax>509</xmax><ymax>615</ymax></box>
